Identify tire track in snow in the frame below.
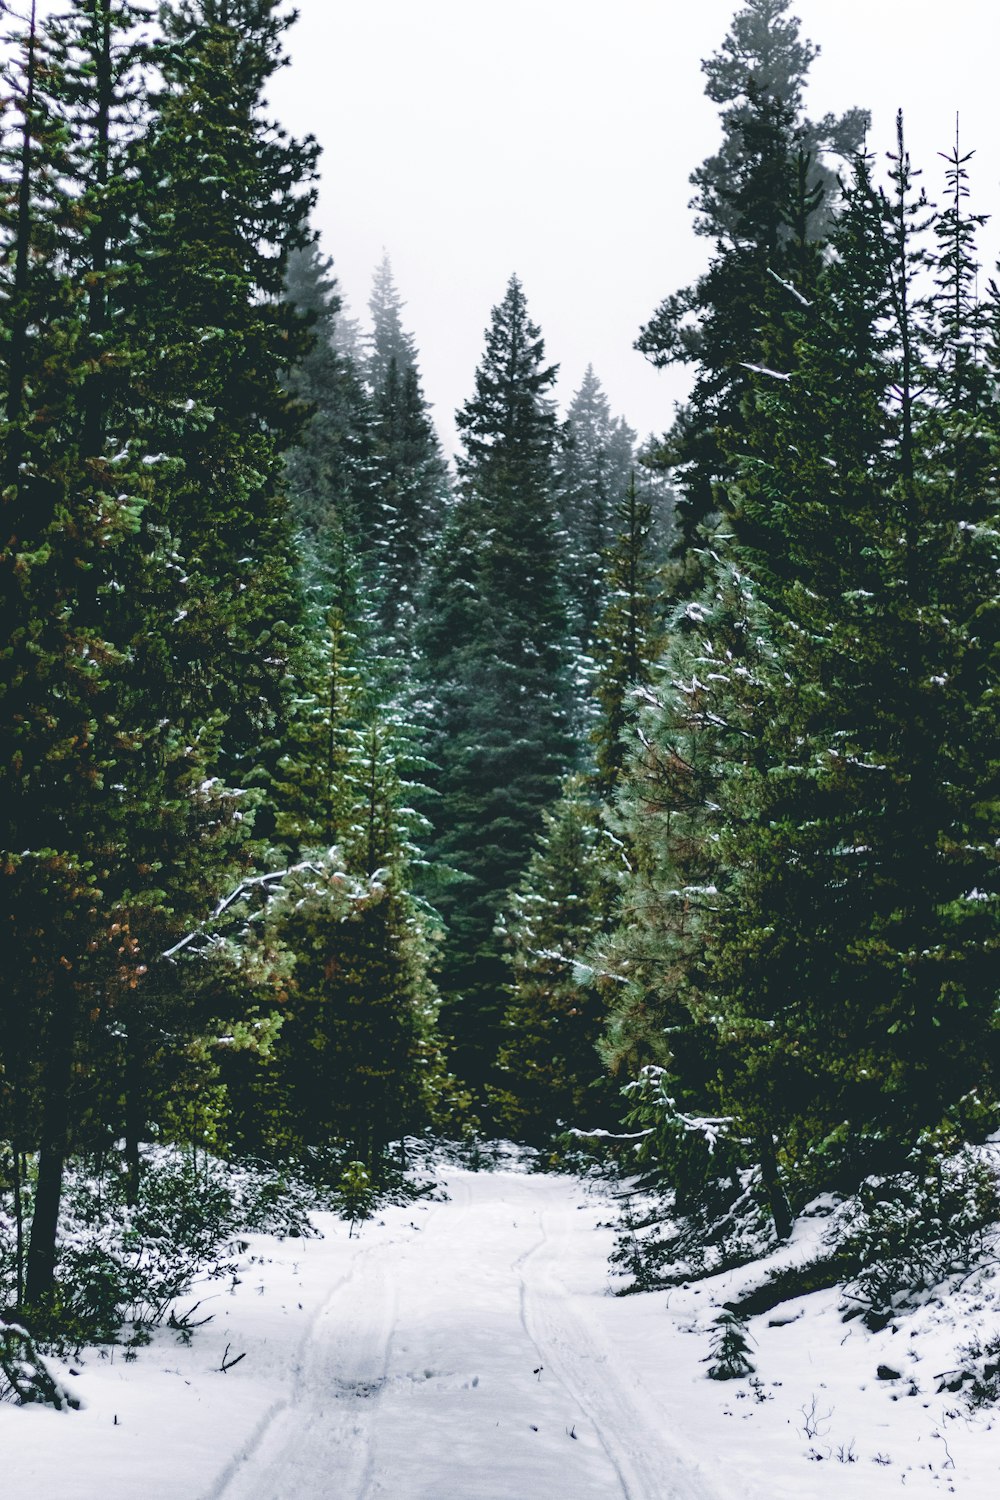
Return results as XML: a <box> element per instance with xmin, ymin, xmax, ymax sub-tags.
<box><xmin>517</xmin><ymin>1191</ymin><xmax>727</xmax><ymax>1500</ymax></box>
<box><xmin>201</xmin><ymin>1230</ymin><xmax>394</xmax><ymax>1500</ymax></box>
<box><xmin>203</xmin><ymin>1181</ymin><xmax>467</xmax><ymax>1500</ymax></box>
<box><xmin>512</xmin><ymin>1217</ymin><xmax>632</xmax><ymax>1500</ymax></box>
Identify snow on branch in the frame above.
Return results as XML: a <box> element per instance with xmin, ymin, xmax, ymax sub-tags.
<box><xmin>162</xmin><ymin>856</ymin><xmax>331</xmax><ymax>962</ymax></box>
<box><xmin>739</xmin><ymin>361</ymin><xmax>791</xmax><ymax>382</ymax></box>
<box><xmin>568</xmin><ymin>1127</ymin><xmax>655</xmax><ymax>1142</ymax></box>
<box><xmin>625</xmin><ymin>1066</ymin><xmax>734</xmax><ymax>1153</ymax></box>
<box><xmin>766</xmin><ymin>268</ymin><xmax>813</xmax><ymax>307</ymax></box>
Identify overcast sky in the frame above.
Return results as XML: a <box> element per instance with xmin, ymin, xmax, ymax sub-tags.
<box><xmin>268</xmin><ymin>0</ymin><xmax>999</xmax><ymax>456</ymax></box>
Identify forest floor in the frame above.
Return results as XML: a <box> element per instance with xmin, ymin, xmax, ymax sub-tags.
<box><xmin>2</xmin><ymin>1157</ymin><xmax>998</xmax><ymax>1499</ymax></box>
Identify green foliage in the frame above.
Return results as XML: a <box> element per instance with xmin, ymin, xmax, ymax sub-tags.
<box><xmin>418</xmin><ymin>274</ymin><xmax>574</xmax><ymax>1095</ymax></box>
<box><xmin>337</xmin><ymin>1160</ymin><xmax>377</xmax><ymax>1233</ymax></box>
<box><xmin>555</xmin><ymin>366</ymin><xmax>637</xmax><ymax>666</ymax></box>
<box><xmin>492</xmin><ymin>779</ymin><xmax>621</xmax><ymax>1143</ymax></box>
<box><xmin>706</xmin><ymin>1310</ymin><xmax>756</xmax><ymax>1380</ymax></box>
<box><xmin>364</xmin><ymin>254</ymin><xmax>449</xmax><ymax>655</ymax></box>
<box><xmin>637</xmin><ymin>0</ymin><xmax>866</xmax><ymax>555</ymax></box>
<box><xmin>591</xmin><ymin>472</ymin><xmax>666</xmax><ymax>798</ymax></box>
<box><xmin>1</xmin><ymin>1149</ymin><xmax>315</xmax><ymax>1350</ymax></box>
<box><xmin>607</xmin><ymin>113</ymin><xmax>1000</xmax><ymax>1253</ymax></box>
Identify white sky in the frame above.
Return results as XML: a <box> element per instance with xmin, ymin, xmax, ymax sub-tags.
<box><xmin>268</xmin><ymin>0</ymin><xmax>999</xmax><ymax>455</ymax></box>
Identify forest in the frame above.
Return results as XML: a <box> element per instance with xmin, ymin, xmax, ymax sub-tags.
<box><xmin>0</xmin><ymin>0</ymin><xmax>998</xmax><ymax>1412</ymax></box>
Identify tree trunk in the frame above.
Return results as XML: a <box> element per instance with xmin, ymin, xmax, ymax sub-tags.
<box><xmin>123</xmin><ymin>1024</ymin><xmax>145</xmax><ymax>1208</ymax></box>
<box><xmin>756</xmin><ymin>1127</ymin><xmax>792</xmax><ymax>1243</ymax></box>
<box><xmin>24</xmin><ymin>976</ymin><xmax>77</xmax><ymax>1308</ymax></box>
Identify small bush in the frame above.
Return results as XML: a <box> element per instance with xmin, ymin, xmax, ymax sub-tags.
<box><xmin>939</xmin><ymin>1331</ymin><xmax>1000</xmax><ymax>1409</ymax></box>
<box><xmin>12</xmin><ymin>1148</ymin><xmax>322</xmax><ymax>1350</ymax></box>
<box><xmin>337</xmin><ymin>1161</ymin><xmax>377</xmax><ymax>1233</ymax></box>
<box><xmin>705</xmin><ymin>1310</ymin><xmax>756</xmax><ymax>1380</ymax></box>
<box><xmin>0</xmin><ymin>1322</ymin><xmax>79</xmax><ymax>1409</ymax></box>
<box><xmin>835</xmin><ymin>1147</ymin><xmax>1000</xmax><ymax>1327</ymax></box>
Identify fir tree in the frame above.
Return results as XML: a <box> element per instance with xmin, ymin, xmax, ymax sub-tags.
<box><xmin>637</xmin><ymin>0</ymin><xmax>866</xmax><ymax>557</ymax></box>
<box><xmin>364</xmin><ymin>254</ymin><xmax>448</xmax><ymax>655</ymax></box>
<box><xmin>418</xmin><ymin>275</ymin><xmax>573</xmax><ymax>1094</ymax></box>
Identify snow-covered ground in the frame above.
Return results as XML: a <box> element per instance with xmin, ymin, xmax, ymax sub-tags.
<box><xmin>3</xmin><ymin>1163</ymin><xmax>998</xmax><ymax>1498</ymax></box>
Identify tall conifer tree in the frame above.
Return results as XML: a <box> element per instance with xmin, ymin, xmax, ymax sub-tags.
<box><xmin>637</xmin><ymin>0</ymin><xmax>866</xmax><ymax>558</ymax></box>
<box><xmin>419</xmin><ymin>275</ymin><xmax>572</xmax><ymax>1092</ymax></box>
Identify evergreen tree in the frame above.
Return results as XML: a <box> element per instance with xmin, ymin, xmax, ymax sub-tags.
<box><xmin>365</xmin><ymin>255</ymin><xmax>448</xmax><ymax>655</ymax></box>
<box><xmin>637</xmin><ymin>0</ymin><xmax>866</xmax><ymax>557</ymax></box>
<box><xmin>591</xmin><ymin>472</ymin><xmax>664</xmax><ymax>799</ymax></box>
<box><xmin>607</xmin><ymin>131</ymin><xmax>1000</xmax><ymax>1244</ymax></box>
<box><xmin>418</xmin><ymin>275</ymin><xmax>573</xmax><ymax>1093</ymax></box>
<box><xmin>492</xmin><ymin>779</ymin><xmax>620</xmax><ymax>1145</ymax></box>
<box><xmin>0</xmin><ymin>0</ymin><xmax>154</xmax><ymax>1305</ymax></box>
<box><xmin>556</xmin><ymin>366</ymin><xmax>635</xmax><ymax>660</ymax></box>
<box><xmin>125</xmin><ymin>0</ymin><xmax>317</xmax><ymax>778</ymax></box>
<box><xmin>0</xmin><ymin>0</ymin><xmax>324</xmax><ymax>1304</ymax></box>
<box><xmin>283</xmin><ymin>240</ymin><xmax>377</xmax><ymax>590</ymax></box>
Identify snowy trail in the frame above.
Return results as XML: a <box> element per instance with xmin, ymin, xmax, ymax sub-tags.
<box><xmin>518</xmin><ymin>1198</ymin><xmax>720</xmax><ymax>1500</ymax></box>
<box><xmin>205</xmin><ymin>1169</ymin><xmax>723</xmax><ymax>1500</ymax></box>
<box><xmin>7</xmin><ymin>1163</ymin><xmax>997</xmax><ymax>1500</ymax></box>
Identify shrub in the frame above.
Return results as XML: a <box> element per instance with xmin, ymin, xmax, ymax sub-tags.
<box><xmin>705</xmin><ymin>1309</ymin><xmax>756</xmax><ymax>1380</ymax></box>
<box><xmin>940</xmin><ymin>1331</ymin><xmax>1000</xmax><ymax>1409</ymax></box>
<box><xmin>337</xmin><ymin>1160</ymin><xmax>377</xmax><ymax>1233</ymax></box>
<box><xmin>835</xmin><ymin>1146</ymin><xmax>1000</xmax><ymax>1327</ymax></box>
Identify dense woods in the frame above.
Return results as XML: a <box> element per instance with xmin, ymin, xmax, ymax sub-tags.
<box><xmin>0</xmin><ymin>0</ymin><xmax>997</xmax><ymax>1350</ymax></box>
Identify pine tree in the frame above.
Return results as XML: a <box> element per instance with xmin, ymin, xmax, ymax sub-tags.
<box><xmin>492</xmin><ymin>778</ymin><xmax>620</xmax><ymax>1145</ymax></box>
<box><xmin>0</xmin><ymin>0</ymin><xmax>144</xmax><ymax>1305</ymax></box>
<box><xmin>125</xmin><ymin>0</ymin><xmax>317</xmax><ymax>777</ymax></box>
<box><xmin>591</xmin><ymin>472</ymin><xmax>664</xmax><ymax>799</ymax></box>
<box><xmin>608</xmin><ymin>130</ymin><xmax>1000</xmax><ymax>1245</ymax></box>
<box><xmin>556</xmin><ymin>366</ymin><xmax>635</xmax><ymax>661</ymax></box>
<box><xmin>283</xmin><ymin>240</ymin><xmax>377</xmax><ymax>591</ymax></box>
<box><xmin>637</xmin><ymin>0</ymin><xmax>866</xmax><ymax>556</ymax></box>
<box><xmin>418</xmin><ymin>275</ymin><xmax>573</xmax><ymax>1094</ymax></box>
<box><xmin>363</xmin><ymin>255</ymin><xmax>448</xmax><ymax>656</ymax></box>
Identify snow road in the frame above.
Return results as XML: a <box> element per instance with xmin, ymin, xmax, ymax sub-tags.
<box><xmin>6</xmin><ymin>1162</ymin><xmax>997</xmax><ymax>1499</ymax></box>
<box><xmin>203</xmin><ymin>1168</ymin><xmax>725</xmax><ymax>1500</ymax></box>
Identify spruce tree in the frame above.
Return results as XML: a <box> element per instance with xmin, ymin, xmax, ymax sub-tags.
<box><xmin>418</xmin><ymin>275</ymin><xmax>573</xmax><ymax>1094</ymax></box>
<box><xmin>637</xmin><ymin>0</ymin><xmax>866</xmax><ymax>557</ymax></box>
<box><xmin>365</xmin><ymin>256</ymin><xmax>448</xmax><ymax>655</ymax></box>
